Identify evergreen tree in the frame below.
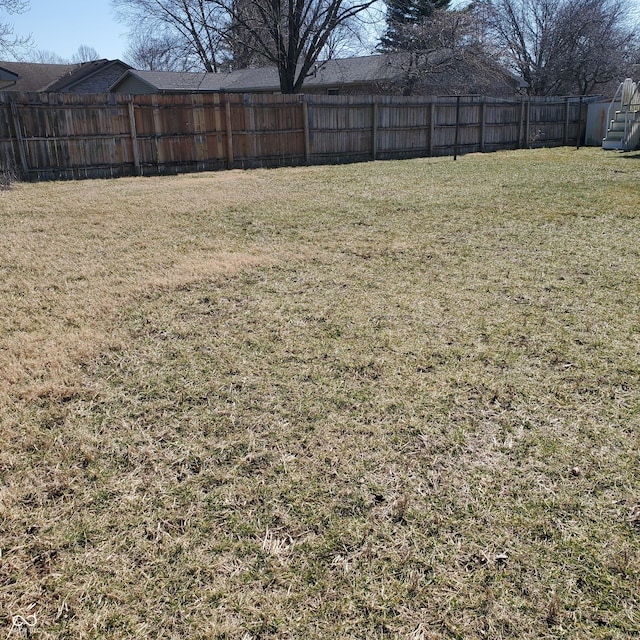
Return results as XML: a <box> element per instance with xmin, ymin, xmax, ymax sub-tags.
<box><xmin>380</xmin><ymin>0</ymin><xmax>451</xmax><ymax>51</ymax></box>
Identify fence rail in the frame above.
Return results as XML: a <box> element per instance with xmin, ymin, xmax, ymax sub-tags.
<box><xmin>0</xmin><ymin>91</ymin><xmax>585</xmax><ymax>181</ymax></box>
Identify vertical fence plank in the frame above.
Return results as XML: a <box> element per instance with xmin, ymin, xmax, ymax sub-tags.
<box><xmin>372</xmin><ymin>101</ymin><xmax>378</xmax><ymax>160</ymax></box>
<box><xmin>224</xmin><ymin>97</ymin><xmax>234</xmax><ymax>169</ymax></box>
<box><xmin>128</xmin><ymin>99</ymin><xmax>141</xmax><ymax>176</ymax></box>
<box><xmin>150</xmin><ymin>96</ymin><xmax>166</xmax><ymax>166</ymax></box>
<box><xmin>480</xmin><ymin>100</ymin><xmax>486</xmax><ymax>153</ymax></box>
<box><xmin>576</xmin><ymin>97</ymin><xmax>583</xmax><ymax>149</ymax></box>
<box><xmin>302</xmin><ymin>97</ymin><xmax>311</xmax><ymax>164</ymax></box>
<box><xmin>9</xmin><ymin>99</ymin><xmax>29</xmax><ymax>178</ymax></box>
<box><xmin>428</xmin><ymin>102</ymin><xmax>435</xmax><ymax>156</ymax></box>
<box><xmin>453</xmin><ymin>96</ymin><xmax>461</xmax><ymax>161</ymax></box>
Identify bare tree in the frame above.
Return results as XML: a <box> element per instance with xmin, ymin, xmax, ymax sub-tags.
<box><xmin>206</xmin><ymin>0</ymin><xmax>379</xmax><ymax>92</ymax></box>
<box><xmin>224</xmin><ymin>0</ymin><xmax>273</xmax><ymax>68</ymax></box>
<box><xmin>123</xmin><ymin>32</ymin><xmax>193</xmax><ymax>70</ymax></box>
<box><xmin>1</xmin><ymin>0</ymin><xmax>30</xmax><ymax>56</ymax></box>
<box><xmin>550</xmin><ymin>0</ymin><xmax>638</xmax><ymax>94</ymax></box>
<box><xmin>112</xmin><ymin>0</ymin><xmax>377</xmax><ymax>90</ymax></box>
<box><xmin>112</xmin><ymin>0</ymin><xmax>229</xmax><ymax>71</ymax></box>
<box><xmin>321</xmin><ymin>19</ymin><xmax>369</xmax><ymax>59</ymax></box>
<box><xmin>377</xmin><ymin>6</ymin><xmax>509</xmax><ymax>95</ymax></box>
<box><xmin>26</xmin><ymin>49</ymin><xmax>68</xmax><ymax>63</ymax></box>
<box><xmin>478</xmin><ymin>0</ymin><xmax>639</xmax><ymax>95</ymax></box>
<box><xmin>22</xmin><ymin>46</ymin><xmax>100</xmax><ymax>65</ymax></box>
<box><xmin>221</xmin><ymin>0</ymin><xmax>372</xmax><ymax>72</ymax></box>
<box><xmin>71</xmin><ymin>44</ymin><xmax>101</xmax><ymax>63</ymax></box>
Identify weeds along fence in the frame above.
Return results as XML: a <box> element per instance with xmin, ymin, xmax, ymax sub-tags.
<box><xmin>0</xmin><ymin>91</ymin><xmax>585</xmax><ymax>181</ymax></box>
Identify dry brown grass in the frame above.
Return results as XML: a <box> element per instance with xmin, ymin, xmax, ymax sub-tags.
<box><xmin>0</xmin><ymin>172</ymin><xmax>286</xmax><ymax>400</ymax></box>
<box><xmin>1</xmin><ymin>148</ymin><xmax>639</xmax><ymax>638</ymax></box>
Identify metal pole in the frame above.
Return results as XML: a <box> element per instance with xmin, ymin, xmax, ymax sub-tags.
<box><xmin>454</xmin><ymin>95</ymin><xmax>461</xmax><ymax>161</ymax></box>
<box><xmin>372</xmin><ymin>101</ymin><xmax>378</xmax><ymax>161</ymax></box>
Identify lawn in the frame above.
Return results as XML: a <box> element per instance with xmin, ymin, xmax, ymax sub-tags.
<box><xmin>1</xmin><ymin>148</ymin><xmax>639</xmax><ymax>639</ymax></box>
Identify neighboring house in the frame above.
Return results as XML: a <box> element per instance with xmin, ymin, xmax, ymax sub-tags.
<box><xmin>109</xmin><ymin>54</ymin><xmax>525</xmax><ymax>97</ymax></box>
<box><xmin>0</xmin><ymin>67</ymin><xmax>19</xmax><ymax>88</ymax></box>
<box><xmin>109</xmin><ymin>55</ymin><xmax>400</xmax><ymax>95</ymax></box>
<box><xmin>0</xmin><ymin>59</ymin><xmax>131</xmax><ymax>93</ymax></box>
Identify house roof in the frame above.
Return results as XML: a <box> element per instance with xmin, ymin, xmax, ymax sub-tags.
<box><xmin>0</xmin><ymin>66</ymin><xmax>20</xmax><ymax>84</ymax></box>
<box><xmin>0</xmin><ymin>61</ymin><xmax>80</xmax><ymax>91</ymax></box>
<box><xmin>115</xmin><ymin>70</ymin><xmax>224</xmax><ymax>93</ymax></box>
<box><xmin>311</xmin><ymin>55</ymin><xmax>400</xmax><ymax>88</ymax></box>
<box><xmin>47</xmin><ymin>59</ymin><xmax>131</xmax><ymax>92</ymax></box>
<box><xmin>0</xmin><ymin>59</ymin><xmax>131</xmax><ymax>92</ymax></box>
<box><xmin>109</xmin><ymin>53</ymin><xmax>526</xmax><ymax>96</ymax></box>
<box><xmin>110</xmin><ymin>55</ymin><xmax>404</xmax><ymax>94</ymax></box>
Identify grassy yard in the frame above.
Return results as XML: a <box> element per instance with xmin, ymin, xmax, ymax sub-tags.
<box><xmin>1</xmin><ymin>148</ymin><xmax>639</xmax><ymax>639</ymax></box>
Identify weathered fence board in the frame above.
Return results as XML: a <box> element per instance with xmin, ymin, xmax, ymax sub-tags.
<box><xmin>0</xmin><ymin>91</ymin><xmax>586</xmax><ymax>181</ymax></box>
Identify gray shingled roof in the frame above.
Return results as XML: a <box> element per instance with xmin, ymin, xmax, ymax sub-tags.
<box><xmin>0</xmin><ymin>59</ymin><xmax>131</xmax><ymax>92</ymax></box>
<box><xmin>309</xmin><ymin>55</ymin><xmax>399</xmax><ymax>87</ymax></box>
<box><xmin>0</xmin><ymin>61</ymin><xmax>81</xmax><ymax>91</ymax></box>
<box><xmin>0</xmin><ymin>66</ymin><xmax>20</xmax><ymax>83</ymax></box>
<box><xmin>112</xmin><ymin>55</ymin><xmax>403</xmax><ymax>93</ymax></box>
<box><xmin>120</xmin><ymin>70</ymin><xmax>233</xmax><ymax>93</ymax></box>
<box><xmin>46</xmin><ymin>59</ymin><xmax>131</xmax><ymax>92</ymax></box>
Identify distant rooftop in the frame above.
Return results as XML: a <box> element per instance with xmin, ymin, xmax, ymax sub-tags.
<box><xmin>110</xmin><ymin>55</ymin><xmax>404</xmax><ymax>94</ymax></box>
<box><xmin>0</xmin><ymin>59</ymin><xmax>131</xmax><ymax>92</ymax></box>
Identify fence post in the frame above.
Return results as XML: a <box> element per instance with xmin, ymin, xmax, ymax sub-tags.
<box><xmin>302</xmin><ymin>96</ymin><xmax>311</xmax><ymax>165</ymax></box>
<box><xmin>454</xmin><ymin>96</ymin><xmax>461</xmax><ymax>161</ymax></box>
<box><xmin>576</xmin><ymin>96</ymin><xmax>583</xmax><ymax>149</ymax></box>
<box><xmin>224</xmin><ymin>95</ymin><xmax>234</xmax><ymax>169</ymax></box>
<box><xmin>372</xmin><ymin>100</ymin><xmax>378</xmax><ymax>160</ymax></box>
<box><xmin>428</xmin><ymin>101</ymin><xmax>435</xmax><ymax>156</ymax></box>
<box><xmin>518</xmin><ymin>98</ymin><xmax>525</xmax><ymax>148</ymax></box>
<box><xmin>127</xmin><ymin>99</ymin><xmax>141</xmax><ymax>176</ymax></box>
<box><xmin>480</xmin><ymin>98</ymin><xmax>486</xmax><ymax>153</ymax></box>
<box><xmin>9</xmin><ymin>99</ymin><xmax>29</xmax><ymax>179</ymax></box>
<box><xmin>564</xmin><ymin>97</ymin><xmax>570</xmax><ymax>146</ymax></box>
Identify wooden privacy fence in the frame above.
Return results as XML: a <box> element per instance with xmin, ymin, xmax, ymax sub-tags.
<box><xmin>0</xmin><ymin>91</ymin><xmax>585</xmax><ymax>181</ymax></box>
